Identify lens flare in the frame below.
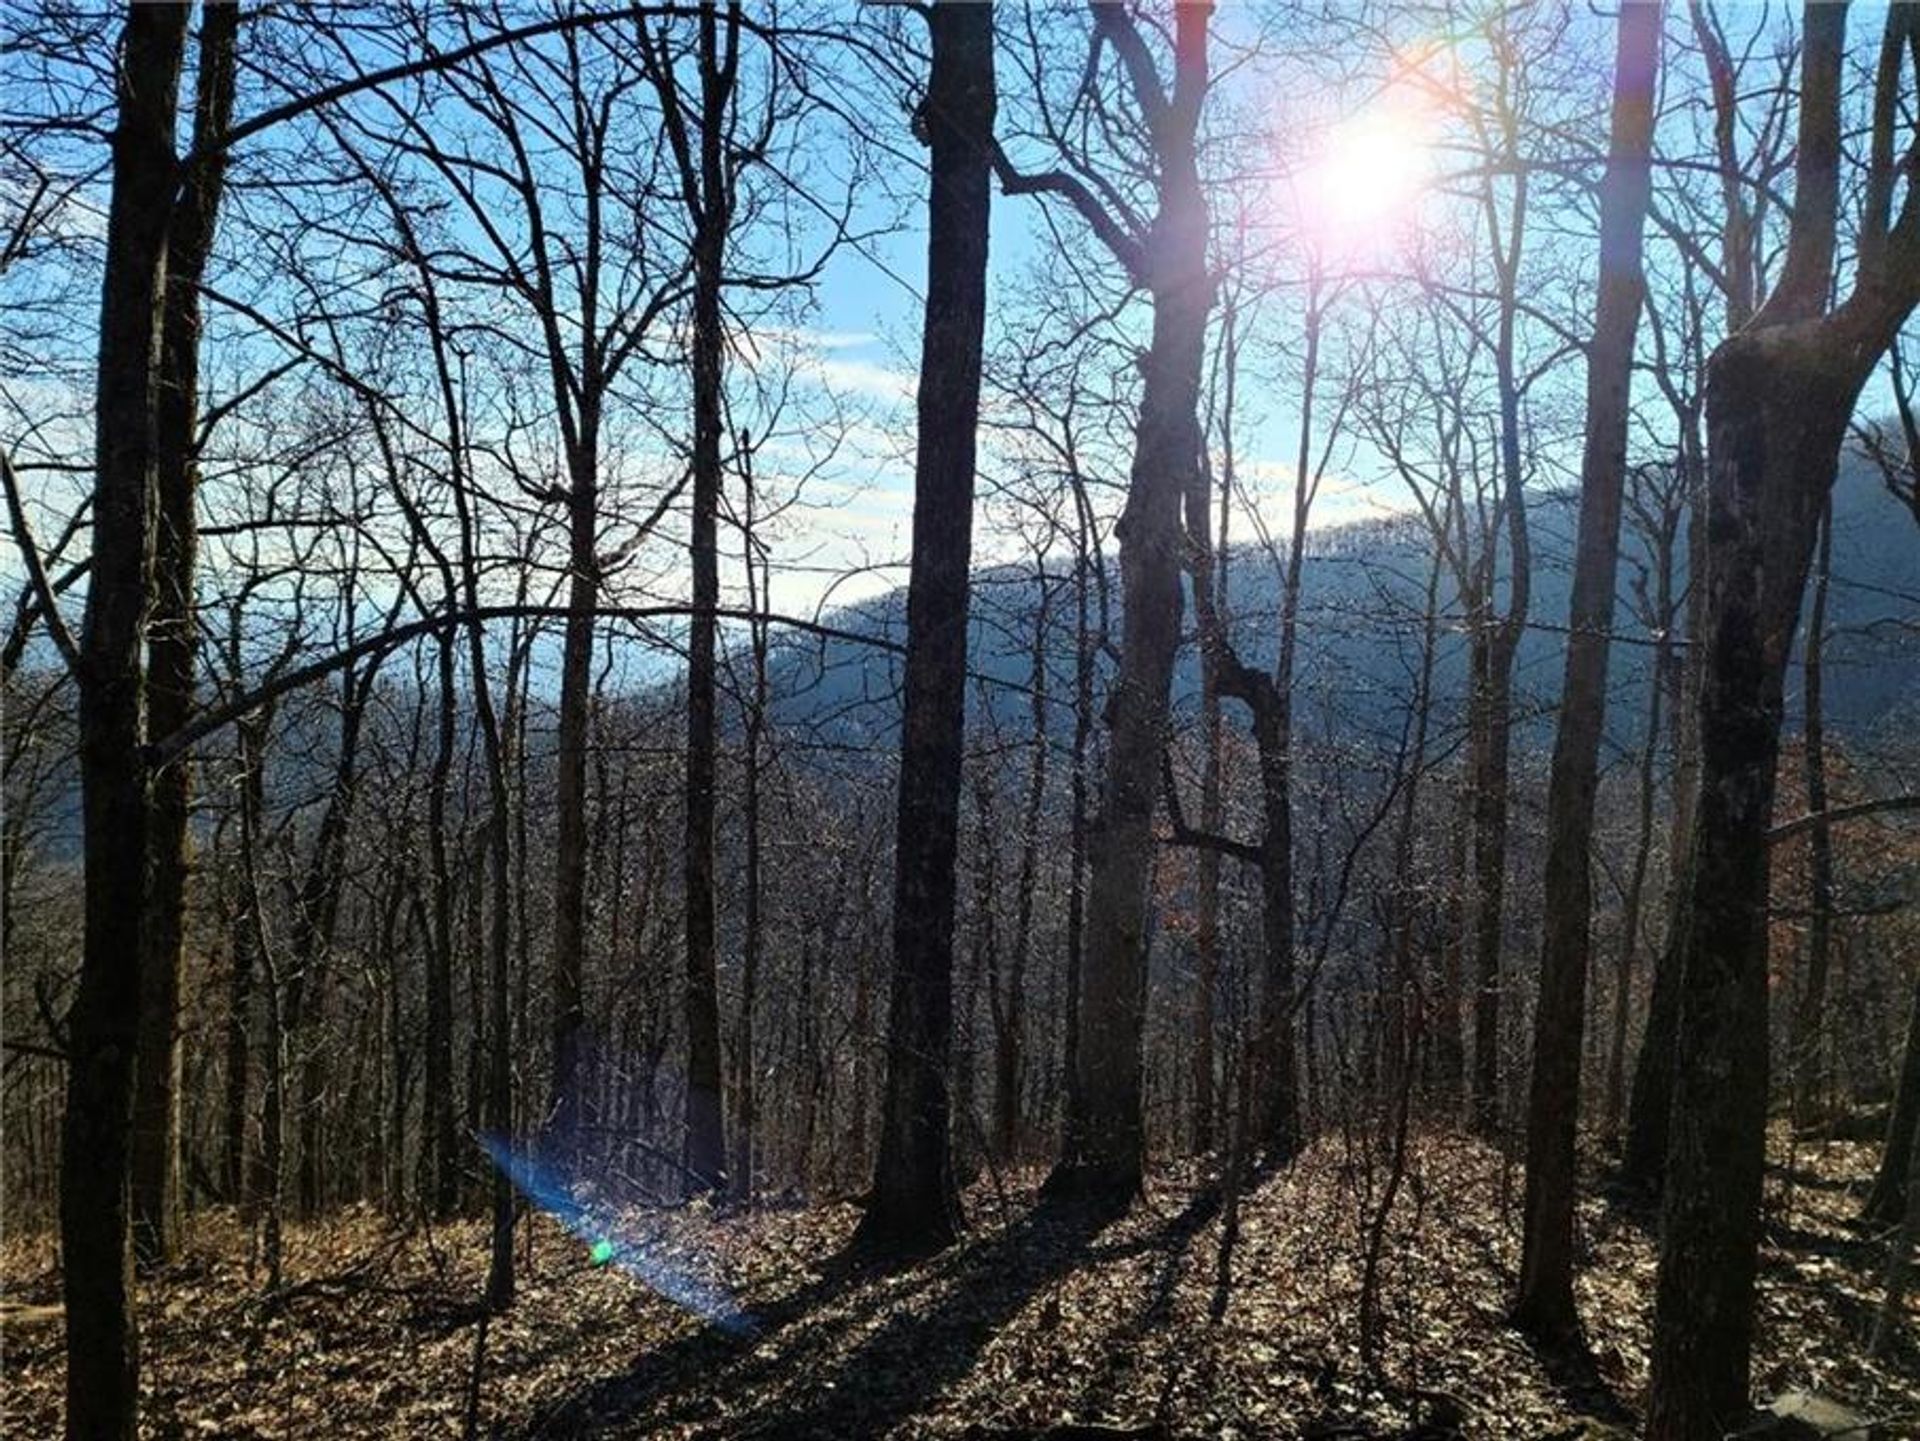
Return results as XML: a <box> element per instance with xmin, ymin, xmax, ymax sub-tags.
<box><xmin>478</xmin><ymin>1133</ymin><xmax>758</xmax><ymax>1336</ymax></box>
<box><xmin>1296</xmin><ymin>99</ymin><xmax>1436</xmax><ymax>261</ymax></box>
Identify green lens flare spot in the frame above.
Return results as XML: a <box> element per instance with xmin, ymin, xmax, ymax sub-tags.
<box><xmin>590</xmin><ymin>1239</ymin><xmax>615</xmax><ymax>1267</ymax></box>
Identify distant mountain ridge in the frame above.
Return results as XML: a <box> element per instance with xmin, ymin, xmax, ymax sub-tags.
<box><xmin>760</xmin><ymin>456</ymin><xmax>1920</xmax><ymax>757</ymax></box>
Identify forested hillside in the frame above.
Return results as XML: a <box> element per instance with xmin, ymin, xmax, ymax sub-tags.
<box><xmin>3</xmin><ymin>3</ymin><xmax>1919</xmax><ymax>1439</ymax></box>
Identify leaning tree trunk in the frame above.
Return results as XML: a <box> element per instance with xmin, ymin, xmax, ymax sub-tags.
<box><xmin>1513</xmin><ymin>0</ymin><xmax>1659</xmax><ymax>1347</ymax></box>
<box><xmin>856</xmin><ymin>0</ymin><xmax>995</xmax><ymax>1257</ymax></box>
<box><xmin>62</xmin><ymin>7</ymin><xmax>189</xmax><ymax>1437</ymax></box>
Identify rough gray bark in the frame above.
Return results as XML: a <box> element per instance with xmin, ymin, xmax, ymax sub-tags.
<box><xmin>1513</xmin><ymin>0</ymin><xmax>1660</xmax><ymax>1347</ymax></box>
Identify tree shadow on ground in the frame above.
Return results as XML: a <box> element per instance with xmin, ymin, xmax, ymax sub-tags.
<box><xmin>1759</xmin><ymin>1217</ymin><xmax>1880</xmax><ymax>1268</ymax></box>
<box><xmin>515</xmin><ymin>1194</ymin><xmax>1117</xmax><ymax>1438</ymax></box>
<box><xmin>1525</xmin><ymin>1336</ymin><xmax>1635</xmax><ymax>1431</ymax></box>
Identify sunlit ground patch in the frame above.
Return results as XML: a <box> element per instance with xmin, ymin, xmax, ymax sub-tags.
<box><xmin>477</xmin><ymin>1133</ymin><xmax>758</xmax><ymax>1337</ymax></box>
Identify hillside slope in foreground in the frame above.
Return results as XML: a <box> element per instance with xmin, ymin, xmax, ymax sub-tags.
<box><xmin>2</xmin><ymin>1130</ymin><xmax>1914</xmax><ymax>1438</ymax></box>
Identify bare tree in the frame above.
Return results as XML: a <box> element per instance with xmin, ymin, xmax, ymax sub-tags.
<box><xmin>998</xmin><ymin>0</ymin><xmax>1216</xmax><ymax>1210</ymax></box>
<box><xmin>61</xmin><ymin>9</ymin><xmax>191</xmax><ymax>1435</ymax></box>
<box><xmin>857</xmin><ymin>0</ymin><xmax>997</xmax><ymax>1258</ymax></box>
<box><xmin>1646</xmin><ymin>7</ymin><xmax>1920</xmax><ymax>1434</ymax></box>
<box><xmin>1513</xmin><ymin>0</ymin><xmax>1661</xmax><ymax>1348</ymax></box>
<box><xmin>131</xmin><ymin>0</ymin><xmax>238</xmax><ymax>1272</ymax></box>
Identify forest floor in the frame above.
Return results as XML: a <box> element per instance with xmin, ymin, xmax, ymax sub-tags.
<box><xmin>2</xmin><ymin>1128</ymin><xmax>1915</xmax><ymax>1439</ymax></box>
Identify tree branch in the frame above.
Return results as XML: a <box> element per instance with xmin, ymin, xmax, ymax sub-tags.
<box><xmin>1160</xmin><ymin>752</ymin><xmax>1264</xmax><ymax>865</ymax></box>
<box><xmin>146</xmin><ymin>602</ymin><xmax>907</xmax><ymax>769</ymax></box>
<box><xmin>1767</xmin><ymin>794</ymin><xmax>1920</xmax><ymax>844</ymax></box>
<box><xmin>991</xmin><ymin>143</ymin><xmax>1148</xmax><ymax>284</ymax></box>
<box><xmin>1</xmin><ymin>448</ymin><xmax>79</xmax><ymax>675</ymax></box>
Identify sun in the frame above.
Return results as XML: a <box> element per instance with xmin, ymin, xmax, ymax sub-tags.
<box><xmin>1296</xmin><ymin>101</ymin><xmax>1436</xmax><ymax>259</ymax></box>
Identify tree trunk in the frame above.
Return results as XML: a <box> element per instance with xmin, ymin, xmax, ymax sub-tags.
<box><xmin>1647</xmin><ymin>11</ymin><xmax>1920</xmax><ymax>1420</ymax></box>
<box><xmin>1789</xmin><ymin>499</ymin><xmax>1834</xmax><ymax>1129</ymax></box>
<box><xmin>1063</xmin><ymin>488</ymin><xmax>1096</xmax><ymax>1146</ymax></box>
<box><xmin>424</xmin><ymin>633</ymin><xmax>460</xmax><ymax>1214</ymax></box>
<box><xmin>549</xmin><ymin>464</ymin><xmax>596</xmax><ymax>1170</ymax></box>
<box><xmin>221</xmin><ymin>805</ymin><xmax>257</xmax><ymax>1206</ymax></box>
<box><xmin>998</xmin><ymin>583</ymin><xmax>1050</xmax><ymax>1160</ymax></box>
<box><xmin>1869</xmin><ymin>1022</ymin><xmax>1920</xmax><ymax>1356</ymax></box>
<box><xmin>1190</xmin><ymin>301</ymin><xmax>1236</xmax><ymax>1158</ymax></box>
<box><xmin>62</xmin><ymin>6</ymin><xmax>189</xmax><ymax>1434</ymax></box>
<box><xmin>1048</xmin><ymin>2</ymin><xmax>1212</xmax><ymax>1211</ymax></box>
<box><xmin>1513</xmin><ymin>0</ymin><xmax>1659</xmax><ymax>1346</ymax></box>
<box><xmin>856</xmin><ymin>0</ymin><xmax>994</xmax><ymax>1255</ymax></box>
<box><xmin>1466</xmin><ymin>79</ymin><xmax>1534</xmax><ymax>1138</ymax></box>
<box><xmin>1251</xmin><ymin>697</ymin><xmax>1298</xmax><ymax>1160</ymax></box>
<box><xmin>132</xmin><ymin>0</ymin><xmax>238</xmax><ymax>1271</ymax></box>
<box><xmin>1623</xmin><ymin>424</ymin><xmax>1707</xmax><ymax>1193</ymax></box>
<box><xmin>676</xmin><ymin>3</ymin><xmax>736</xmax><ymax>1195</ymax></box>
<box><xmin>731</xmin><ymin>469</ymin><xmax>769</xmax><ymax>1200</ymax></box>
<box><xmin>1863</xmin><ymin>973</ymin><xmax>1920</xmax><ymax>1226</ymax></box>
<box><xmin>1646</xmin><ymin>336</ymin><xmax>1879</xmax><ymax>1441</ymax></box>
<box><xmin>1604</xmin><ymin>485</ymin><xmax>1677</xmax><ymax>1144</ymax></box>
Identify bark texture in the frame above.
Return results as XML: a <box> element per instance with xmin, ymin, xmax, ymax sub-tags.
<box><xmin>1513</xmin><ymin>0</ymin><xmax>1660</xmax><ymax>1346</ymax></box>
<box><xmin>132</xmin><ymin>0</ymin><xmax>238</xmax><ymax>1271</ymax></box>
<box><xmin>63</xmin><ymin>6</ymin><xmax>189</xmax><ymax>1435</ymax></box>
<box><xmin>1647</xmin><ymin>8</ymin><xmax>1918</xmax><ymax>1431</ymax></box>
<box><xmin>1047</xmin><ymin>0</ymin><xmax>1213</xmax><ymax>1210</ymax></box>
<box><xmin>675</xmin><ymin>0</ymin><xmax>739</xmax><ymax>1193</ymax></box>
<box><xmin>857</xmin><ymin>0</ymin><xmax>996</xmax><ymax>1256</ymax></box>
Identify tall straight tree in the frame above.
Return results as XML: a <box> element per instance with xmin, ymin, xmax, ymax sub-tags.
<box><xmin>641</xmin><ymin>0</ymin><xmax>746</xmax><ymax>1193</ymax></box>
<box><xmin>1647</xmin><ymin>5</ymin><xmax>1920</xmax><ymax>1434</ymax></box>
<box><xmin>1464</xmin><ymin>11</ymin><xmax>1534</xmax><ymax>1136</ymax></box>
<box><xmin>856</xmin><ymin>0</ymin><xmax>996</xmax><ymax>1257</ymax></box>
<box><xmin>1512</xmin><ymin>0</ymin><xmax>1661</xmax><ymax>1347</ymax></box>
<box><xmin>63</xmin><ymin>7</ymin><xmax>189</xmax><ymax>1434</ymax></box>
<box><xmin>131</xmin><ymin>0</ymin><xmax>238</xmax><ymax>1273</ymax></box>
